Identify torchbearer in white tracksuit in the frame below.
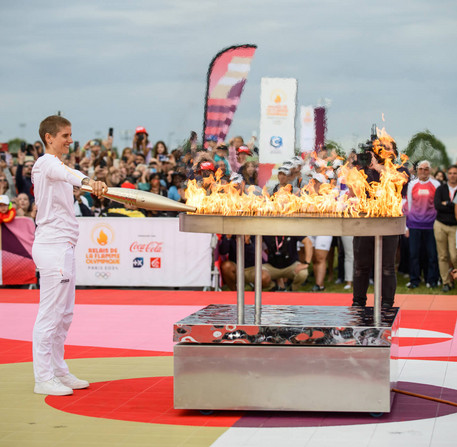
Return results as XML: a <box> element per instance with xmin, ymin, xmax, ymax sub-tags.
<box><xmin>32</xmin><ymin>115</ymin><xmax>107</xmax><ymax>396</ymax></box>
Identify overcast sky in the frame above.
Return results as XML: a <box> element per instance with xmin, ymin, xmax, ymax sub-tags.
<box><xmin>1</xmin><ymin>0</ymin><xmax>457</xmax><ymax>159</ymax></box>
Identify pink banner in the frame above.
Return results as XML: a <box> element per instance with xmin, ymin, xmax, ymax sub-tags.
<box><xmin>1</xmin><ymin>217</ymin><xmax>36</xmax><ymax>285</ymax></box>
<box><xmin>203</xmin><ymin>44</ymin><xmax>257</xmax><ymax>145</ymax></box>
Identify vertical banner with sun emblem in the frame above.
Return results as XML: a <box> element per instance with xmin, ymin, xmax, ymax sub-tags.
<box><xmin>259</xmin><ymin>77</ymin><xmax>297</xmax><ymax>164</ymax></box>
<box><xmin>75</xmin><ymin>217</ymin><xmax>212</xmax><ymax>287</ymax></box>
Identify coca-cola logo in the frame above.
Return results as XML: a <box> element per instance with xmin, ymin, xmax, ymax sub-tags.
<box><xmin>130</xmin><ymin>241</ymin><xmax>163</xmax><ymax>253</ymax></box>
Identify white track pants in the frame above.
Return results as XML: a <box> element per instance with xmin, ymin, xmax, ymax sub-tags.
<box><xmin>341</xmin><ymin>236</ymin><xmax>354</xmax><ymax>282</ymax></box>
<box><xmin>32</xmin><ymin>242</ymin><xmax>76</xmax><ymax>383</ymax></box>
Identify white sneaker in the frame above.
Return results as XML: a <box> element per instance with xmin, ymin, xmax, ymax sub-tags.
<box><xmin>34</xmin><ymin>377</ymin><xmax>73</xmax><ymax>396</ymax></box>
<box><xmin>343</xmin><ymin>284</ymin><xmax>352</xmax><ymax>290</ymax></box>
<box><xmin>57</xmin><ymin>373</ymin><xmax>89</xmax><ymax>389</ymax></box>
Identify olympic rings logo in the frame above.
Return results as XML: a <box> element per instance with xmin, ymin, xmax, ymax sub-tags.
<box><xmin>95</xmin><ymin>272</ymin><xmax>111</xmax><ymax>279</ymax></box>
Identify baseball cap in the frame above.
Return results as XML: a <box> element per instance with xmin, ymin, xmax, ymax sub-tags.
<box><xmin>312</xmin><ymin>172</ymin><xmax>328</xmax><ymax>183</ymax></box>
<box><xmin>278</xmin><ymin>166</ymin><xmax>291</xmax><ymax>175</ymax></box>
<box><xmin>0</xmin><ymin>195</ymin><xmax>10</xmax><ymax>205</ymax></box>
<box><xmin>237</xmin><ymin>145</ymin><xmax>252</xmax><ymax>155</ymax></box>
<box><xmin>121</xmin><ymin>181</ymin><xmax>136</xmax><ymax>189</ymax></box>
<box><xmin>291</xmin><ymin>156</ymin><xmax>304</xmax><ymax>167</ymax></box>
<box><xmin>200</xmin><ymin>161</ymin><xmax>215</xmax><ymax>171</ymax></box>
<box><xmin>230</xmin><ymin>173</ymin><xmax>244</xmax><ymax>184</ymax></box>
<box><xmin>216</xmin><ymin>143</ymin><xmax>228</xmax><ymax>151</ymax></box>
<box><xmin>135</xmin><ymin>126</ymin><xmax>148</xmax><ymax>135</ymax></box>
<box><xmin>206</xmin><ymin>135</ymin><xmax>218</xmax><ymax>142</ymax></box>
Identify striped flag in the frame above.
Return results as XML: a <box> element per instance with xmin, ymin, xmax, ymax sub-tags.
<box><xmin>203</xmin><ymin>44</ymin><xmax>257</xmax><ymax>146</ymax></box>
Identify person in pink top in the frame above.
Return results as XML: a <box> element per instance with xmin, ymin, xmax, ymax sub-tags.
<box><xmin>228</xmin><ymin>137</ymin><xmax>252</xmax><ymax>173</ymax></box>
<box><xmin>32</xmin><ymin>115</ymin><xmax>107</xmax><ymax>396</ymax></box>
<box><xmin>228</xmin><ymin>136</ymin><xmax>243</xmax><ymax>172</ymax></box>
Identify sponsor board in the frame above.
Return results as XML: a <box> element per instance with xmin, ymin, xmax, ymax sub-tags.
<box><xmin>76</xmin><ymin>217</ymin><xmax>212</xmax><ymax>287</ymax></box>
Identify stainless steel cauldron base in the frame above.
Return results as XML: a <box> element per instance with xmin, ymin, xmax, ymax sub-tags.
<box><xmin>174</xmin><ymin>344</ymin><xmax>396</xmax><ymax>412</ymax></box>
<box><xmin>174</xmin><ymin>304</ymin><xmax>398</xmax><ymax>346</ymax></box>
<box><xmin>173</xmin><ymin>304</ymin><xmax>400</xmax><ymax>412</ymax></box>
<box><xmin>176</xmin><ymin>214</ymin><xmax>405</xmax><ymax>413</ymax></box>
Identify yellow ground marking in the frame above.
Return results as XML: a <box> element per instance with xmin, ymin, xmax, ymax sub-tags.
<box><xmin>0</xmin><ymin>357</ymin><xmax>228</xmax><ymax>447</ymax></box>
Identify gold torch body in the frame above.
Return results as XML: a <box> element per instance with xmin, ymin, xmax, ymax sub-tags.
<box><xmin>81</xmin><ymin>186</ymin><xmax>196</xmax><ymax>213</ymax></box>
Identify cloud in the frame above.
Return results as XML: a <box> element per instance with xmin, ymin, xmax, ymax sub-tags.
<box><xmin>1</xmin><ymin>0</ymin><xmax>457</xmax><ymax>160</ymax></box>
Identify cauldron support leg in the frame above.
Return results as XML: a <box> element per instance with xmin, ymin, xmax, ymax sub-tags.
<box><xmin>236</xmin><ymin>235</ymin><xmax>245</xmax><ymax>324</ymax></box>
<box><xmin>374</xmin><ymin>235</ymin><xmax>382</xmax><ymax>325</ymax></box>
<box><xmin>254</xmin><ymin>235</ymin><xmax>263</xmax><ymax>324</ymax></box>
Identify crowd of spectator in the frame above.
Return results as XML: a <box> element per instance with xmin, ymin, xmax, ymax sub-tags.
<box><xmin>0</xmin><ymin>128</ymin><xmax>264</xmax><ymax>219</ymax></box>
<box><xmin>1</xmin><ymin>126</ymin><xmax>457</xmax><ymax>294</ymax></box>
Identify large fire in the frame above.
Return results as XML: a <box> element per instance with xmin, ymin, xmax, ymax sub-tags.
<box><xmin>185</xmin><ymin>129</ymin><xmax>409</xmax><ymax>218</ymax></box>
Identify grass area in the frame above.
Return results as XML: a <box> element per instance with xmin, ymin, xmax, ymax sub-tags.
<box><xmin>299</xmin><ymin>270</ymin><xmax>442</xmax><ymax>294</ymax></box>
<box><xmin>234</xmin><ymin>268</ymin><xmax>446</xmax><ymax>294</ymax></box>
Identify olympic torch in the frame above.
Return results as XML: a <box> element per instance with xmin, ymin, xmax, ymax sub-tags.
<box><xmin>81</xmin><ymin>185</ymin><xmax>196</xmax><ymax>213</ymax></box>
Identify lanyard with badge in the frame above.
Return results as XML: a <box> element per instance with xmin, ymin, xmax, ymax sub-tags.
<box><xmin>275</xmin><ymin>236</ymin><xmax>284</xmax><ymax>256</ymax></box>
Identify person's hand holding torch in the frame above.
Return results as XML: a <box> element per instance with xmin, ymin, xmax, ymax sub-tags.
<box><xmin>82</xmin><ymin>178</ymin><xmax>108</xmax><ymax>198</ymax></box>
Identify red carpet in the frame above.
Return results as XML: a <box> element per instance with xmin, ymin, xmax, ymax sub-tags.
<box><xmin>2</xmin><ymin>287</ymin><xmax>457</xmax><ymax>433</ymax></box>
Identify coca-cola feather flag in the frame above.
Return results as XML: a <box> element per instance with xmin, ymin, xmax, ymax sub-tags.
<box><xmin>203</xmin><ymin>44</ymin><xmax>257</xmax><ymax>146</ymax></box>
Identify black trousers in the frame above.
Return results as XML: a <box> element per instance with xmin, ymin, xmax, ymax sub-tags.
<box><xmin>409</xmin><ymin>228</ymin><xmax>439</xmax><ymax>286</ymax></box>
<box><xmin>352</xmin><ymin>235</ymin><xmax>399</xmax><ymax>307</ymax></box>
